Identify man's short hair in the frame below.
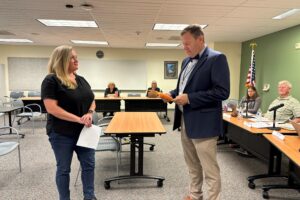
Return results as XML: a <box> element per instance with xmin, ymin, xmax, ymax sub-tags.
<box><xmin>181</xmin><ymin>24</ymin><xmax>204</xmax><ymax>39</ymax></box>
<box><xmin>278</xmin><ymin>80</ymin><xmax>292</xmax><ymax>89</ymax></box>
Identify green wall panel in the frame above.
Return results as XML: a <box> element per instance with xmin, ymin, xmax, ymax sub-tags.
<box><xmin>240</xmin><ymin>25</ymin><xmax>300</xmax><ymax>112</ymax></box>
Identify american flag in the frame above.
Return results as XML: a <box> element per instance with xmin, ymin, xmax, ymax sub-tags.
<box><xmin>245</xmin><ymin>49</ymin><xmax>256</xmax><ymax>87</ymax></box>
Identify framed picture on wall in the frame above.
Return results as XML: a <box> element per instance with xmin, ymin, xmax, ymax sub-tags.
<box><xmin>164</xmin><ymin>61</ymin><xmax>178</xmax><ymax>79</ymax></box>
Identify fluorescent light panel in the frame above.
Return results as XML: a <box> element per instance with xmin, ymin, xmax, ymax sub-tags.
<box><xmin>0</xmin><ymin>39</ymin><xmax>33</xmax><ymax>43</ymax></box>
<box><xmin>71</xmin><ymin>40</ymin><xmax>108</xmax><ymax>45</ymax></box>
<box><xmin>146</xmin><ymin>43</ymin><xmax>179</xmax><ymax>47</ymax></box>
<box><xmin>37</xmin><ymin>19</ymin><xmax>98</xmax><ymax>27</ymax></box>
<box><xmin>153</xmin><ymin>23</ymin><xmax>207</xmax><ymax>31</ymax></box>
<box><xmin>272</xmin><ymin>9</ymin><xmax>300</xmax><ymax>19</ymax></box>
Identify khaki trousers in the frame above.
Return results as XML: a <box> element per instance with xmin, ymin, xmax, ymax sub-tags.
<box><xmin>181</xmin><ymin>120</ymin><xmax>221</xmax><ymax>200</ymax></box>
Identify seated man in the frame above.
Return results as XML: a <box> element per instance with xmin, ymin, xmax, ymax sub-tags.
<box><xmin>146</xmin><ymin>80</ymin><xmax>161</xmax><ymax>97</ymax></box>
<box><xmin>265</xmin><ymin>80</ymin><xmax>300</xmax><ymax>122</ymax></box>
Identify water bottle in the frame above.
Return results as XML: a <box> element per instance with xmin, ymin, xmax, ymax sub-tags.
<box><xmin>237</xmin><ymin>107</ymin><xmax>243</xmax><ymax>120</ymax></box>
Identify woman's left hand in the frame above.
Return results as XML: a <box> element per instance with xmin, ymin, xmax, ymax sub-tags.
<box><xmin>81</xmin><ymin>113</ymin><xmax>93</xmax><ymax>127</ymax></box>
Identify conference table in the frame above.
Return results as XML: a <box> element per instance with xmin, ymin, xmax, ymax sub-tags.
<box><xmin>123</xmin><ymin>97</ymin><xmax>170</xmax><ymax>121</ymax></box>
<box><xmin>222</xmin><ymin>113</ymin><xmax>299</xmax><ymax>195</ymax></box>
<box><xmin>95</xmin><ymin>96</ymin><xmax>170</xmax><ymax>121</ymax></box>
<box><xmin>94</xmin><ymin>97</ymin><xmax>121</xmax><ymax>113</ymax></box>
<box><xmin>223</xmin><ymin>113</ymin><xmax>296</xmax><ymax>161</ymax></box>
<box><xmin>259</xmin><ymin>135</ymin><xmax>300</xmax><ymax>199</ymax></box>
<box><xmin>103</xmin><ymin>112</ymin><xmax>166</xmax><ymax>189</ymax></box>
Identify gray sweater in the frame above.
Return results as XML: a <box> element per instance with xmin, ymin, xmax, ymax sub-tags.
<box><xmin>239</xmin><ymin>96</ymin><xmax>261</xmax><ymax>114</ymax></box>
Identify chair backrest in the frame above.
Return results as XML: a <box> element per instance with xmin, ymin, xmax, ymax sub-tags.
<box><xmin>28</xmin><ymin>91</ymin><xmax>41</xmax><ymax>97</ymax></box>
<box><xmin>10</xmin><ymin>91</ymin><xmax>24</xmax><ymax>99</ymax></box>
<box><xmin>92</xmin><ymin>112</ymin><xmax>100</xmax><ymax>125</ymax></box>
<box><xmin>11</xmin><ymin>99</ymin><xmax>24</xmax><ymax>107</ymax></box>
<box><xmin>128</xmin><ymin>93</ymin><xmax>141</xmax><ymax>97</ymax></box>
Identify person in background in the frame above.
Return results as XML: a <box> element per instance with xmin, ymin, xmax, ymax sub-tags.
<box><xmin>265</xmin><ymin>80</ymin><xmax>300</xmax><ymax>122</ymax></box>
<box><xmin>104</xmin><ymin>82</ymin><xmax>119</xmax><ymax>97</ymax></box>
<box><xmin>146</xmin><ymin>80</ymin><xmax>161</xmax><ymax>97</ymax></box>
<box><xmin>239</xmin><ymin>86</ymin><xmax>261</xmax><ymax>114</ymax></box>
<box><xmin>103</xmin><ymin>82</ymin><xmax>120</xmax><ymax>116</ymax></box>
<box><xmin>41</xmin><ymin>45</ymin><xmax>97</xmax><ymax>200</ymax></box>
<box><xmin>165</xmin><ymin>25</ymin><xmax>230</xmax><ymax>200</ymax></box>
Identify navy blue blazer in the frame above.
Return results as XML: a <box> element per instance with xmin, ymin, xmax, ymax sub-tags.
<box><xmin>170</xmin><ymin>47</ymin><xmax>230</xmax><ymax>139</ymax></box>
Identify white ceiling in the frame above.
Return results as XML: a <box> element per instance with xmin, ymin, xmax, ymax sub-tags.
<box><xmin>0</xmin><ymin>0</ymin><xmax>300</xmax><ymax>48</ymax></box>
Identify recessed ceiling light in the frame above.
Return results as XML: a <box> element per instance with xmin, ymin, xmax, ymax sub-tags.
<box><xmin>0</xmin><ymin>39</ymin><xmax>33</xmax><ymax>43</ymax></box>
<box><xmin>71</xmin><ymin>40</ymin><xmax>108</xmax><ymax>45</ymax></box>
<box><xmin>80</xmin><ymin>3</ymin><xmax>94</xmax><ymax>11</ymax></box>
<box><xmin>37</xmin><ymin>19</ymin><xmax>98</xmax><ymax>28</ymax></box>
<box><xmin>153</xmin><ymin>23</ymin><xmax>208</xmax><ymax>31</ymax></box>
<box><xmin>145</xmin><ymin>43</ymin><xmax>180</xmax><ymax>47</ymax></box>
<box><xmin>272</xmin><ymin>9</ymin><xmax>300</xmax><ymax>20</ymax></box>
<box><xmin>65</xmin><ymin>4</ymin><xmax>74</xmax><ymax>9</ymax></box>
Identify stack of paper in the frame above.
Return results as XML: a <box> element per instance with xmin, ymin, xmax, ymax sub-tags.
<box><xmin>244</xmin><ymin>121</ymin><xmax>273</xmax><ymax>128</ymax></box>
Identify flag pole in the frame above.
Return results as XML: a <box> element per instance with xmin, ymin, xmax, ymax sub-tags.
<box><xmin>243</xmin><ymin>42</ymin><xmax>258</xmax><ymax>118</ymax></box>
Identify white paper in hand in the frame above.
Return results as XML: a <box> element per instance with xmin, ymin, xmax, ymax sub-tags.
<box><xmin>77</xmin><ymin>125</ymin><xmax>102</xmax><ymax>149</ymax></box>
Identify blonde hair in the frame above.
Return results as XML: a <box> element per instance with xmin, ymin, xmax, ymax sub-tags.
<box><xmin>278</xmin><ymin>80</ymin><xmax>292</xmax><ymax>89</ymax></box>
<box><xmin>107</xmin><ymin>82</ymin><xmax>116</xmax><ymax>88</ymax></box>
<box><xmin>47</xmin><ymin>45</ymin><xmax>77</xmax><ymax>89</ymax></box>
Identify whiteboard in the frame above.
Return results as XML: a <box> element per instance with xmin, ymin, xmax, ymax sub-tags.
<box><xmin>8</xmin><ymin>57</ymin><xmax>48</xmax><ymax>91</ymax></box>
<box><xmin>8</xmin><ymin>57</ymin><xmax>147</xmax><ymax>91</ymax></box>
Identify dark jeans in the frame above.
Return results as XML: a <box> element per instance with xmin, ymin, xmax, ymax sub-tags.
<box><xmin>49</xmin><ymin>131</ymin><xmax>96</xmax><ymax>200</ymax></box>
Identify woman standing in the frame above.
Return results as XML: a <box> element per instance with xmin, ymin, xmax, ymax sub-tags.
<box><xmin>41</xmin><ymin>45</ymin><xmax>97</xmax><ymax>200</ymax></box>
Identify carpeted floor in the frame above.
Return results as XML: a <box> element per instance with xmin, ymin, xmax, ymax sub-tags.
<box><xmin>0</xmin><ymin>111</ymin><xmax>299</xmax><ymax>200</ymax></box>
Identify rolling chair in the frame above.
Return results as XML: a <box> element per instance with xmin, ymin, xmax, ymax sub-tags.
<box><xmin>12</xmin><ymin>99</ymin><xmax>42</xmax><ymax>134</ymax></box>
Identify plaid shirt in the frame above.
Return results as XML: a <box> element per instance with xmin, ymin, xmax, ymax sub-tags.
<box><xmin>265</xmin><ymin>95</ymin><xmax>300</xmax><ymax>121</ymax></box>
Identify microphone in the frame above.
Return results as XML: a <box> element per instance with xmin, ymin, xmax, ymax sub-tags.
<box><xmin>268</xmin><ymin>103</ymin><xmax>284</xmax><ymax>112</ymax></box>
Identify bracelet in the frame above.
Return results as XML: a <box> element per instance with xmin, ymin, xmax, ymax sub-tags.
<box><xmin>88</xmin><ymin>110</ymin><xmax>95</xmax><ymax>114</ymax></box>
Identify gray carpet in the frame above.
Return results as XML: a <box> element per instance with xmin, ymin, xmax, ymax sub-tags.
<box><xmin>0</xmin><ymin>112</ymin><xmax>299</xmax><ymax>200</ymax></box>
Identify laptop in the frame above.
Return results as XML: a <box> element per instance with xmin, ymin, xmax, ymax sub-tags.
<box><xmin>290</xmin><ymin>120</ymin><xmax>300</xmax><ymax>136</ymax></box>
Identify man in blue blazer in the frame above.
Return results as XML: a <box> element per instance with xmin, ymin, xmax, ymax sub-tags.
<box><xmin>167</xmin><ymin>25</ymin><xmax>230</xmax><ymax>200</ymax></box>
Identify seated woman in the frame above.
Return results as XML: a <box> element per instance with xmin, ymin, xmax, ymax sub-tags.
<box><xmin>234</xmin><ymin>86</ymin><xmax>262</xmax><ymax>156</ymax></box>
<box><xmin>239</xmin><ymin>86</ymin><xmax>261</xmax><ymax>114</ymax></box>
<box><xmin>104</xmin><ymin>82</ymin><xmax>120</xmax><ymax>97</ymax></box>
<box><xmin>104</xmin><ymin>82</ymin><xmax>120</xmax><ymax>117</ymax></box>
<box><xmin>146</xmin><ymin>80</ymin><xmax>161</xmax><ymax>97</ymax></box>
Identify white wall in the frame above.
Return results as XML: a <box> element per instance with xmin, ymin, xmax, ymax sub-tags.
<box><xmin>214</xmin><ymin>42</ymin><xmax>241</xmax><ymax>100</ymax></box>
<box><xmin>0</xmin><ymin>64</ymin><xmax>6</xmax><ymax>100</ymax></box>
<box><xmin>0</xmin><ymin>43</ymin><xmax>241</xmax><ymax>106</ymax></box>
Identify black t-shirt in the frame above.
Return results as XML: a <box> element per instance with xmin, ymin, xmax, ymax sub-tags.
<box><xmin>146</xmin><ymin>87</ymin><xmax>161</xmax><ymax>97</ymax></box>
<box><xmin>41</xmin><ymin>74</ymin><xmax>94</xmax><ymax>137</ymax></box>
<box><xmin>104</xmin><ymin>87</ymin><xmax>119</xmax><ymax>97</ymax></box>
